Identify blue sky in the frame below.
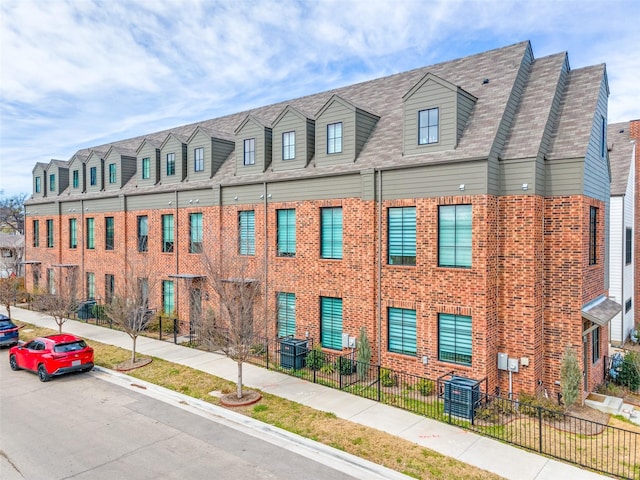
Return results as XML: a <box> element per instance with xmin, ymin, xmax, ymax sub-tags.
<box><xmin>1</xmin><ymin>0</ymin><xmax>639</xmax><ymax>197</ymax></box>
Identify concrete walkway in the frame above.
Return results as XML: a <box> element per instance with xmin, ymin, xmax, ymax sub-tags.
<box><xmin>3</xmin><ymin>305</ymin><xmax>607</xmax><ymax>480</ymax></box>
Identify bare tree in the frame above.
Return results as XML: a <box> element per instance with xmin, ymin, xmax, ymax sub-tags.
<box><xmin>0</xmin><ymin>277</ymin><xmax>22</xmax><ymax>319</ymax></box>
<box><xmin>199</xmin><ymin>251</ymin><xmax>267</xmax><ymax>399</ymax></box>
<box><xmin>0</xmin><ymin>192</ymin><xmax>28</xmax><ymax>234</ymax></box>
<box><xmin>103</xmin><ymin>260</ymin><xmax>157</xmax><ymax>365</ymax></box>
<box><xmin>34</xmin><ymin>267</ymin><xmax>79</xmax><ymax>333</ymax></box>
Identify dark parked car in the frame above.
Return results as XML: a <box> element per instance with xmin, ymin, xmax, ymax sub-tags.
<box><xmin>0</xmin><ymin>314</ymin><xmax>19</xmax><ymax>347</ymax></box>
<box><xmin>9</xmin><ymin>334</ymin><xmax>94</xmax><ymax>382</ymax></box>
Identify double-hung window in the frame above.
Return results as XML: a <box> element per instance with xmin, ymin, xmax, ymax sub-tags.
<box><xmin>69</xmin><ymin>218</ymin><xmax>77</xmax><ymax>249</ymax></box>
<box><xmin>277</xmin><ymin>209</ymin><xmax>296</xmax><ymax>257</ymax></box>
<box><xmin>418</xmin><ymin>107</ymin><xmax>439</xmax><ymax>145</ymax></box>
<box><xmin>238</xmin><ymin>210</ymin><xmax>255</xmax><ymax>255</ymax></box>
<box><xmin>162</xmin><ymin>280</ymin><xmax>175</xmax><ymax>315</ymax></box>
<box><xmin>626</xmin><ymin>228</ymin><xmax>632</xmax><ymax>265</ymax></box>
<box><xmin>137</xmin><ymin>215</ymin><xmax>148</xmax><ymax>252</ymax></box>
<box><xmin>86</xmin><ymin>218</ymin><xmax>95</xmax><ymax>249</ymax></box>
<box><xmin>282</xmin><ymin>131</ymin><xmax>295</xmax><ymax>160</ymax></box>
<box><xmin>321</xmin><ymin>207</ymin><xmax>342</xmax><ymax>259</ymax></box>
<box><xmin>105</xmin><ymin>274</ymin><xmax>115</xmax><ymax>303</ymax></box>
<box><xmin>105</xmin><ymin>217</ymin><xmax>114</xmax><ymax>251</ymax></box>
<box><xmin>438</xmin><ymin>205</ymin><xmax>472</xmax><ymax>268</ymax></box>
<box><xmin>244</xmin><ymin>139</ymin><xmax>255</xmax><ymax>165</ymax></box>
<box><xmin>189</xmin><ymin>213</ymin><xmax>203</xmax><ymax>253</ymax></box>
<box><xmin>48</xmin><ymin>268</ymin><xmax>55</xmax><ymax>294</ymax></box>
<box><xmin>109</xmin><ymin>163</ymin><xmax>117</xmax><ymax>184</ymax></box>
<box><xmin>388</xmin><ymin>207</ymin><xmax>416</xmax><ymax>265</ymax></box>
<box><xmin>589</xmin><ymin>206</ymin><xmax>597</xmax><ymax>265</ymax></box>
<box><xmin>90</xmin><ymin>166</ymin><xmax>97</xmax><ymax>186</ymax></box>
<box><xmin>327</xmin><ymin>122</ymin><xmax>342</xmax><ymax>154</ymax></box>
<box><xmin>162</xmin><ymin>214</ymin><xmax>174</xmax><ymax>253</ymax></box>
<box><xmin>33</xmin><ymin>220</ymin><xmax>40</xmax><ymax>247</ymax></box>
<box><xmin>49</xmin><ymin>174</ymin><xmax>56</xmax><ymax>192</ymax></box>
<box><xmin>72</xmin><ymin>170</ymin><xmax>79</xmax><ymax>189</ymax></box>
<box><xmin>46</xmin><ymin>219</ymin><xmax>54</xmax><ymax>248</ymax></box>
<box><xmin>277</xmin><ymin>292</ymin><xmax>296</xmax><ymax>337</ymax></box>
<box><xmin>166</xmin><ymin>153</ymin><xmax>176</xmax><ymax>176</ymax></box>
<box><xmin>438</xmin><ymin>313</ymin><xmax>472</xmax><ymax>366</ymax></box>
<box><xmin>388</xmin><ymin>307</ymin><xmax>417</xmax><ymax>356</ymax></box>
<box><xmin>86</xmin><ymin>272</ymin><xmax>95</xmax><ymax>299</ymax></box>
<box><xmin>142</xmin><ymin>157</ymin><xmax>150</xmax><ymax>179</ymax></box>
<box><xmin>194</xmin><ymin>147</ymin><xmax>204</xmax><ymax>172</ymax></box>
<box><xmin>35</xmin><ymin>177</ymin><xmax>41</xmax><ymax>193</ymax></box>
<box><xmin>320</xmin><ymin>297</ymin><xmax>343</xmax><ymax>350</ymax></box>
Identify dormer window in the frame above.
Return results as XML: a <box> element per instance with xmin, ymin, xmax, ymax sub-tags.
<box><xmin>244</xmin><ymin>138</ymin><xmax>255</xmax><ymax>165</ymax></box>
<box><xmin>72</xmin><ymin>170</ymin><xmax>79</xmax><ymax>189</ymax></box>
<box><xmin>166</xmin><ymin>153</ymin><xmax>176</xmax><ymax>176</ymax></box>
<box><xmin>35</xmin><ymin>177</ymin><xmax>41</xmax><ymax>193</ymax></box>
<box><xmin>109</xmin><ymin>163</ymin><xmax>117</xmax><ymax>184</ymax></box>
<box><xmin>194</xmin><ymin>147</ymin><xmax>204</xmax><ymax>172</ymax></box>
<box><xmin>90</xmin><ymin>167</ymin><xmax>97</xmax><ymax>186</ymax></box>
<box><xmin>142</xmin><ymin>157</ymin><xmax>150</xmax><ymax>179</ymax></box>
<box><xmin>327</xmin><ymin>122</ymin><xmax>342</xmax><ymax>154</ymax></box>
<box><xmin>419</xmin><ymin>108</ymin><xmax>439</xmax><ymax>145</ymax></box>
<box><xmin>282</xmin><ymin>131</ymin><xmax>295</xmax><ymax>160</ymax></box>
<box><xmin>49</xmin><ymin>174</ymin><xmax>56</xmax><ymax>192</ymax></box>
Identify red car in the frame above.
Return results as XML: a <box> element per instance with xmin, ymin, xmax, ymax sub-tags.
<box><xmin>9</xmin><ymin>334</ymin><xmax>94</xmax><ymax>382</ymax></box>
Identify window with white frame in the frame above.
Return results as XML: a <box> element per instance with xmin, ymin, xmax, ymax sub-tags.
<box><xmin>282</xmin><ymin>131</ymin><xmax>295</xmax><ymax>160</ymax></box>
<box><xmin>244</xmin><ymin>139</ymin><xmax>255</xmax><ymax>165</ymax></box>
<box><xmin>327</xmin><ymin>122</ymin><xmax>342</xmax><ymax>154</ymax></box>
<box><xmin>194</xmin><ymin>147</ymin><xmax>204</xmax><ymax>172</ymax></box>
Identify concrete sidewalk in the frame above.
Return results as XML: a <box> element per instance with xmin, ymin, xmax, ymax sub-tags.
<box><xmin>3</xmin><ymin>306</ymin><xmax>606</xmax><ymax>480</ymax></box>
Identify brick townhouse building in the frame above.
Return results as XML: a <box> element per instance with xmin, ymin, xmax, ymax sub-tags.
<box><xmin>24</xmin><ymin>41</ymin><xmax>620</xmax><ymax>397</ymax></box>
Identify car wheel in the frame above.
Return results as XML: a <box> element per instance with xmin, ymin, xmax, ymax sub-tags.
<box><xmin>37</xmin><ymin>364</ymin><xmax>50</xmax><ymax>382</ymax></box>
<box><xmin>9</xmin><ymin>354</ymin><xmax>20</xmax><ymax>371</ymax></box>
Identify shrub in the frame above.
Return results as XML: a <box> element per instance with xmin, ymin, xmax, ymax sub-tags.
<box><xmin>518</xmin><ymin>392</ymin><xmax>564</xmax><ymax>420</ymax></box>
<box><xmin>320</xmin><ymin>363</ymin><xmax>334</xmax><ymax>375</ymax></box>
<box><xmin>475</xmin><ymin>398</ymin><xmax>516</xmax><ymax>423</ymax></box>
<box><xmin>560</xmin><ymin>346</ymin><xmax>582</xmax><ymax>410</ymax></box>
<box><xmin>416</xmin><ymin>378</ymin><xmax>434</xmax><ymax>396</ymax></box>
<box><xmin>619</xmin><ymin>351</ymin><xmax>640</xmax><ymax>391</ymax></box>
<box><xmin>356</xmin><ymin>326</ymin><xmax>371</xmax><ymax>380</ymax></box>
<box><xmin>305</xmin><ymin>344</ymin><xmax>325</xmax><ymax>371</ymax></box>
<box><xmin>380</xmin><ymin>367</ymin><xmax>397</xmax><ymax>387</ymax></box>
<box><xmin>336</xmin><ymin>356</ymin><xmax>355</xmax><ymax>375</ymax></box>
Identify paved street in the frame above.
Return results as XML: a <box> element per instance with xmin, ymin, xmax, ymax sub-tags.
<box><xmin>0</xmin><ymin>359</ymin><xmax>362</xmax><ymax>480</ymax></box>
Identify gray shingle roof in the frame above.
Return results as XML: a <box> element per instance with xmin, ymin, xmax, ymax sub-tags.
<box><xmin>608</xmin><ymin>121</ymin><xmax>635</xmax><ymax>196</ymax></box>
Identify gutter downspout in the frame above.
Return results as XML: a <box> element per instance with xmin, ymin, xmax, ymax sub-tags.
<box><xmin>263</xmin><ymin>182</ymin><xmax>269</xmax><ymax>339</ymax></box>
<box><xmin>81</xmin><ymin>198</ymin><xmax>85</xmax><ymax>298</ymax></box>
<box><xmin>377</xmin><ymin>169</ymin><xmax>383</xmax><ymax>364</ymax></box>
<box><xmin>174</xmin><ymin>190</ymin><xmax>179</xmax><ymax>318</ymax></box>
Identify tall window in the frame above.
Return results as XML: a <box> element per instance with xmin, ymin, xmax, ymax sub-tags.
<box><xmin>277</xmin><ymin>209</ymin><xmax>296</xmax><ymax>257</ymax></box>
<box><xmin>69</xmin><ymin>218</ymin><xmax>77</xmax><ymax>249</ymax></box>
<box><xmin>32</xmin><ymin>220</ymin><xmax>40</xmax><ymax>247</ymax></box>
<box><xmin>163</xmin><ymin>280</ymin><xmax>175</xmax><ymax>314</ymax></box>
<box><xmin>320</xmin><ymin>297</ymin><xmax>343</xmax><ymax>350</ymax></box>
<box><xmin>418</xmin><ymin>107</ymin><xmax>439</xmax><ymax>145</ymax></box>
<box><xmin>86</xmin><ymin>272</ymin><xmax>95</xmax><ymax>299</ymax></box>
<box><xmin>194</xmin><ymin>147</ymin><xmax>204</xmax><ymax>172</ymax></box>
<box><xmin>109</xmin><ymin>163</ymin><xmax>117</xmax><ymax>183</ymax></box>
<box><xmin>86</xmin><ymin>218</ymin><xmax>95</xmax><ymax>249</ymax></box>
<box><xmin>277</xmin><ymin>292</ymin><xmax>296</xmax><ymax>337</ymax></box>
<box><xmin>48</xmin><ymin>268</ymin><xmax>55</xmax><ymax>294</ymax></box>
<box><xmin>90</xmin><ymin>166</ymin><xmax>97</xmax><ymax>186</ymax></box>
<box><xmin>438</xmin><ymin>313</ymin><xmax>472</xmax><ymax>366</ymax></box>
<box><xmin>626</xmin><ymin>228</ymin><xmax>632</xmax><ymax>265</ymax></box>
<box><xmin>162</xmin><ymin>214</ymin><xmax>174</xmax><ymax>253</ymax></box>
<box><xmin>166</xmin><ymin>153</ymin><xmax>176</xmax><ymax>176</ymax></box>
<box><xmin>388</xmin><ymin>307</ymin><xmax>417</xmax><ymax>356</ymax></box>
<box><xmin>282</xmin><ymin>131</ymin><xmax>295</xmax><ymax>160</ymax></box>
<box><xmin>189</xmin><ymin>213</ymin><xmax>203</xmax><ymax>253</ymax></box>
<box><xmin>438</xmin><ymin>205</ymin><xmax>472</xmax><ymax>268</ymax></box>
<box><xmin>46</xmin><ymin>219</ymin><xmax>54</xmax><ymax>248</ymax></box>
<box><xmin>142</xmin><ymin>157</ymin><xmax>150</xmax><ymax>179</ymax></box>
<box><xmin>243</xmin><ymin>138</ymin><xmax>255</xmax><ymax>165</ymax></box>
<box><xmin>105</xmin><ymin>274</ymin><xmax>115</xmax><ymax>303</ymax></box>
<box><xmin>327</xmin><ymin>122</ymin><xmax>342</xmax><ymax>154</ymax></box>
<box><xmin>35</xmin><ymin>177</ymin><xmax>41</xmax><ymax>193</ymax></box>
<box><xmin>137</xmin><ymin>215</ymin><xmax>148</xmax><ymax>252</ymax></box>
<box><xmin>238</xmin><ymin>210</ymin><xmax>255</xmax><ymax>255</ymax></box>
<box><xmin>105</xmin><ymin>217</ymin><xmax>114</xmax><ymax>251</ymax></box>
<box><xmin>589</xmin><ymin>206</ymin><xmax>597</xmax><ymax>265</ymax></box>
<box><xmin>33</xmin><ymin>267</ymin><xmax>40</xmax><ymax>289</ymax></box>
<box><xmin>138</xmin><ymin>278</ymin><xmax>149</xmax><ymax>307</ymax></box>
<box><xmin>388</xmin><ymin>207</ymin><xmax>416</xmax><ymax>265</ymax></box>
<box><xmin>49</xmin><ymin>174</ymin><xmax>56</xmax><ymax>192</ymax></box>
<box><xmin>72</xmin><ymin>170</ymin><xmax>79</xmax><ymax>189</ymax></box>
<box><xmin>592</xmin><ymin>326</ymin><xmax>600</xmax><ymax>363</ymax></box>
<box><xmin>321</xmin><ymin>207</ymin><xmax>343</xmax><ymax>259</ymax></box>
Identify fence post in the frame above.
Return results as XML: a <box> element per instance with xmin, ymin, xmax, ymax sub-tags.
<box><xmin>159</xmin><ymin>317</ymin><xmax>163</xmax><ymax>341</ymax></box>
<box><xmin>265</xmin><ymin>340</ymin><xmax>269</xmax><ymax>370</ymax></box>
<box><xmin>538</xmin><ymin>406</ymin><xmax>543</xmax><ymax>453</ymax></box>
<box><xmin>377</xmin><ymin>365</ymin><xmax>381</xmax><ymax>402</ymax></box>
<box><xmin>173</xmin><ymin>318</ymin><xmax>178</xmax><ymax>344</ymax></box>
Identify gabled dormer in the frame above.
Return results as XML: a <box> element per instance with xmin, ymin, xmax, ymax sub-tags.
<box><xmin>271</xmin><ymin>105</ymin><xmax>315</xmax><ymax>171</ymax></box>
<box><xmin>186</xmin><ymin>126</ymin><xmax>234</xmax><ymax>181</ymax></box>
<box><xmin>402</xmin><ymin>72</ymin><xmax>477</xmax><ymax>155</ymax></box>
<box><xmin>68</xmin><ymin>152</ymin><xmax>88</xmax><ymax>193</ymax></box>
<box><xmin>103</xmin><ymin>146</ymin><xmax>137</xmax><ymax>191</ymax></box>
<box><xmin>136</xmin><ymin>138</ymin><xmax>161</xmax><ymax>187</ymax></box>
<box><xmin>234</xmin><ymin>115</ymin><xmax>272</xmax><ymax>175</ymax></box>
<box><xmin>85</xmin><ymin>149</ymin><xmax>107</xmax><ymax>193</ymax></box>
<box><xmin>45</xmin><ymin>160</ymin><xmax>69</xmax><ymax>197</ymax></box>
<box><xmin>32</xmin><ymin>162</ymin><xmax>48</xmax><ymax>198</ymax></box>
<box><xmin>314</xmin><ymin>94</ymin><xmax>379</xmax><ymax>167</ymax></box>
<box><xmin>159</xmin><ymin>133</ymin><xmax>188</xmax><ymax>184</ymax></box>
